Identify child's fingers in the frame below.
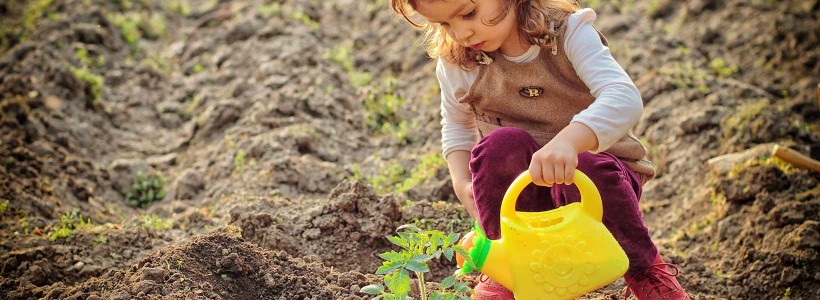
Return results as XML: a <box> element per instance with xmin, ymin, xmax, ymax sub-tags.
<box><xmin>565</xmin><ymin>165</ymin><xmax>575</xmax><ymax>184</ymax></box>
<box><xmin>554</xmin><ymin>161</ymin><xmax>565</xmax><ymax>184</ymax></box>
<box><xmin>529</xmin><ymin>160</ymin><xmax>544</xmax><ymax>186</ymax></box>
<box><xmin>540</xmin><ymin>161</ymin><xmax>555</xmax><ymax>186</ymax></box>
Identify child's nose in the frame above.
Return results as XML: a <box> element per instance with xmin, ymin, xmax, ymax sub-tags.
<box><xmin>453</xmin><ymin>27</ymin><xmax>473</xmax><ymax>44</ymax></box>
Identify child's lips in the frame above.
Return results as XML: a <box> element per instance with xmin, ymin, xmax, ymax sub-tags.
<box><xmin>470</xmin><ymin>42</ymin><xmax>485</xmax><ymax>50</ymax></box>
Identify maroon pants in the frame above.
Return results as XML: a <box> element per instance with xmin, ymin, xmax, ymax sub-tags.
<box><xmin>469</xmin><ymin>127</ymin><xmax>657</xmax><ymax>275</ymax></box>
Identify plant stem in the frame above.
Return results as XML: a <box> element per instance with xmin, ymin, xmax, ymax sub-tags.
<box><xmin>417</xmin><ymin>272</ymin><xmax>427</xmax><ymax>300</ymax></box>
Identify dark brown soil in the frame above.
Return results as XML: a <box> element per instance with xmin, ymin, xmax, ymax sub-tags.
<box><xmin>1</xmin><ymin>0</ymin><xmax>817</xmax><ymax>299</ymax></box>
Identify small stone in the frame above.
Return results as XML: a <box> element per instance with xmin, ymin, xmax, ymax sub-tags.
<box><xmin>780</xmin><ymin>267</ymin><xmax>801</xmax><ymax>283</ymax></box>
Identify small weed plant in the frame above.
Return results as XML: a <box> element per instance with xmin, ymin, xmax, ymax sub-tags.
<box><xmin>108</xmin><ymin>12</ymin><xmax>141</xmax><ymax>51</ymax></box>
<box><xmin>363</xmin><ymin>90</ymin><xmax>403</xmax><ymax>133</ymax></box>
<box><xmin>166</xmin><ymin>0</ymin><xmax>191</xmax><ymax>16</ymax></box>
<box><xmin>258</xmin><ymin>3</ymin><xmax>282</xmax><ymax>18</ymax></box>
<box><xmin>363</xmin><ymin>151</ymin><xmax>446</xmax><ymax>195</ymax></box>
<box><xmin>290</xmin><ymin>11</ymin><xmax>320</xmax><ymax>31</ymax></box>
<box><xmin>325</xmin><ymin>41</ymin><xmax>373</xmax><ymax>88</ymax></box>
<box><xmin>126</xmin><ymin>171</ymin><xmax>166</xmax><ymax>208</ymax></box>
<box><xmin>233</xmin><ymin>149</ymin><xmax>256</xmax><ymax>173</ymax></box>
<box><xmin>396</xmin><ymin>153</ymin><xmax>445</xmax><ymax>193</ymax></box>
<box><xmin>361</xmin><ymin>224</ymin><xmax>473</xmax><ymax>300</ymax></box>
<box><xmin>22</xmin><ymin>0</ymin><xmax>55</xmax><ymax>40</ymax></box>
<box><xmin>20</xmin><ymin>217</ymin><xmax>30</xmax><ymax>234</ymax></box>
<box><xmin>49</xmin><ymin>209</ymin><xmax>93</xmax><ymax>241</ymax></box>
<box><xmin>708</xmin><ymin>58</ymin><xmax>739</xmax><ymax>77</ymax></box>
<box><xmin>70</xmin><ymin>66</ymin><xmax>104</xmax><ymax>106</ymax></box>
<box><xmin>133</xmin><ymin>214</ymin><xmax>173</xmax><ymax>229</ymax></box>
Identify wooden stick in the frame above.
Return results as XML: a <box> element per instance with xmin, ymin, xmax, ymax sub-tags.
<box><xmin>773</xmin><ymin>145</ymin><xmax>820</xmax><ymax>173</ymax></box>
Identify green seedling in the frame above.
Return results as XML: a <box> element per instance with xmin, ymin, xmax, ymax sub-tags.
<box><xmin>709</xmin><ymin>58</ymin><xmax>739</xmax><ymax>77</ymax></box>
<box><xmin>49</xmin><ymin>209</ymin><xmax>93</xmax><ymax>241</ymax></box>
<box><xmin>70</xmin><ymin>66</ymin><xmax>103</xmax><ymax>106</ymax></box>
<box><xmin>20</xmin><ymin>217</ymin><xmax>30</xmax><ymax>235</ymax></box>
<box><xmin>125</xmin><ymin>171</ymin><xmax>166</xmax><ymax>208</ymax></box>
<box><xmin>396</xmin><ymin>152</ymin><xmax>445</xmax><ymax>193</ymax></box>
<box><xmin>258</xmin><ymin>3</ymin><xmax>282</xmax><ymax>18</ymax></box>
<box><xmin>94</xmin><ymin>234</ymin><xmax>108</xmax><ymax>244</ymax></box>
<box><xmin>361</xmin><ymin>224</ymin><xmax>473</xmax><ymax>300</ymax></box>
<box><xmin>167</xmin><ymin>0</ymin><xmax>191</xmax><ymax>16</ymax></box>
<box><xmin>234</xmin><ymin>149</ymin><xmax>254</xmax><ymax>173</ymax></box>
<box><xmin>134</xmin><ymin>214</ymin><xmax>172</xmax><ymax>229</ymax></box>
<box><xmin>289</xmin><ymin>11</ymin><xmax>319</xmax><ymax>31</ymax></box>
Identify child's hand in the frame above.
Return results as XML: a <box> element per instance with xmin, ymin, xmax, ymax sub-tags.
<box><xmin>529</xmin><ymin>141</ymin><xmax>579</xmax><ymax>186</ymax></box>
<box><xmin>455</xmin><ymin>181</ymin><xmax>479</xmax><ymax>221</ymax></box>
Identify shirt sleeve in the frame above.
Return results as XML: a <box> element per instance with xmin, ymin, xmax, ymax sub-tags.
<box><xmin>436</xmin><ymin>58</ymin><xmax>479</xmax><ymax>160</ymax></box>
<box><xmin>564</xmin><ymin>8</ymin><xmax>643</xmax><ymax>153</ymax></box>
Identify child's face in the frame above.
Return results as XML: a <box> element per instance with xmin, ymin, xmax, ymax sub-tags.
<box><xmin>415</xmin><ymin>0</ymin><xmax>524</xmax><ymax>55</ymax></box>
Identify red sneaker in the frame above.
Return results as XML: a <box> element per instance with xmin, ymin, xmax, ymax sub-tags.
<box><xmin>623</xmin><ymin>254</ymin><xmax>691</xmax><ymax>300</ymax></box>
<box><xmin>473</xmin><ymin>274</ymin><xmax>515</xmax><ymax>300</ymax></box>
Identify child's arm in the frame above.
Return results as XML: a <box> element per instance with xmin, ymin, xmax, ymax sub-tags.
<box><xmin>529</xmin><ymin>9</ymin><xmax>644</xmax><ymax>186</ymax></box>
<box><xmin>445</xmin><ymin>150</ymin><xmax>479</xmax><ymax>220</ymax></box>
<box><xmin>565</xmin><ymin>9</ymin><xmax>643</xmax><ymax>153</ymax></box>
<box><xmin>436</xmin><ymin>58</ymin><xmax>480</xmax><ymax>220</ymax></box>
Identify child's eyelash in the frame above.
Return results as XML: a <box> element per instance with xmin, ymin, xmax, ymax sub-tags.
<box><xmin>464</xmin><ymin>9</ymin><xmax>476</xmax><ymax>18</ymax></box>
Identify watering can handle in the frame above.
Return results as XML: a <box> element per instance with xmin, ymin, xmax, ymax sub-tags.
<box><xmin>500</xmin><ymin>170</ymin><xmax>603</xmax><ymax>222</ymax></box>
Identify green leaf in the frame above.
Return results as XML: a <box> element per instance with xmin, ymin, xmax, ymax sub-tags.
<box><xmin>432</xmin><ymin>249</ymin><xmax>442</xmax><ymax>259</ymax></box>
<box><xmin>376</xmin><ymin>260</ymin><xmax>403</xmax><ymax>275</ymax></box>
<box><xmin>387</xmin><ymin>235</ymin><xmax>409</xmax><ymax>249</ymax></box>
<box><xmin>410</xmin><ymin>254</ymin><xmax>432</xmax><ymax>263</ymax></box>
<box><xmin>453</xmin><ymin>247</ymin><xmax>475</xmax><ymax>269</ymax></box>
<box><xmin>379</xmin><ymin>251</ymin><xmax>404</xmax><ymax>262</ymax></box>
<box><xmin>430</xmin><ymin>233</ymin><xmax>440</xmax><ymax>249</ymax></box>
<box><xmin>361</xmin><ymin>284</ymin><xmax>385</xmax><ymax>295</ymax></box>
<box><xmin>440</xmin><ymin>276</ymin><xmax>456</xmax><ymax>289</ymax></box>
<box><xmin>405</xmin><ymin>260</ymin><xmax>430</xmax><ymax>273</ymax></box>
<box><xmin>430</xmin><ymin>293</ymin><xmax>444</xmax><ymax>300</ymax></box>
<box><xmin>447</xmin><ymin>233</ymin><xmax>460</xmax><ymax>246</ymax></box>
<box><xmin>385</xmin><ymin>270</ymin><xmax>411</xmax><ymax>296</ymax></box>
<box><xmin>443</xmin><ymin>248</ymin><xmax>454</xmax><ymax>261</ymax></box>
<box><xmin>397</xmin><ymin>232</ymin><xmax>413</xmax><ymax>245</ymax></box>
<box><xmin>454</xmin><ymin>282</ymin><xmax>471</xmax><ymax>293</ymax></box>
<box><xmin>402</xmin><ymin>232</ymin><xmax>420</xmax><ymax>248</ymax></box>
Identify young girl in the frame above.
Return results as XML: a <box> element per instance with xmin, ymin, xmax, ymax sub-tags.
<box><xmin>390</xmin><ymin>1</ymin><xmax>690</xmax><ymax>299</ymax></box>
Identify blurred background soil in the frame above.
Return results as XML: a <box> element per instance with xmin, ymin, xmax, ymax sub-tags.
<box><xmin>0</xmin><ymin>0</ymin><xmax>817</xmax><ymax>299</ymax></box>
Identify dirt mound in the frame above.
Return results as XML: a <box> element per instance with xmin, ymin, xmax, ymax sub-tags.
<box><xmin>703</xmin><ymin>163</ymin><xmax>818</xmax><ymax>297</ymax></box>
<box><xmin>1</xmin><ymin>224</ymin><xmax>173</xmax><ymax>299</ymax></box>
<box><xmin>229</xmin><ymin>179</ymin><xmax>404</xmax><ymax>274</ymax></box>
<box><xmin>52</xmin><ymin>227</ymin><xmax>374</xmax><ymax>300</ymax></box>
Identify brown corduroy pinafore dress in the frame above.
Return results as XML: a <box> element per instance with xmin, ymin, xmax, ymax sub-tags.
<box><xmin>457</xmin><ymin>22</ymin><xmax>655</xmax><ymax>183</ymax></box>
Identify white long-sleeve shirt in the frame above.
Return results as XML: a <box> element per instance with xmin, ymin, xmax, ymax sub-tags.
<box><xmin>437</xmin><ymin>8</ymin><xmax>643</xmax><ymax>159</ymax></box>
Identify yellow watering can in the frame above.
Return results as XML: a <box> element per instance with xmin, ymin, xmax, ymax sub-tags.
<box><xmin>456</xmin><ymin>170</ymin><xmax>628</xmax><ymax>300</ymax></box>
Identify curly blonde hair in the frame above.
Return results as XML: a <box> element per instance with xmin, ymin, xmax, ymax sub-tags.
<box><xmin>391</xmin><ymin>0</ymin><xmax>581</xmax><ymax>69</ymax></box>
